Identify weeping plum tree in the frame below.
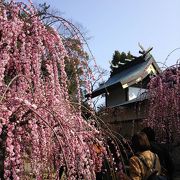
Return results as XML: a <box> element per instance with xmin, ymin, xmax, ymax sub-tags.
<box><xmin>147</xmin><ymin>63</ymin><xmax>180</xmax><ymax>144</ymax></box>
<box><xmin>0</xmin><ymin>1</ymin><xmax>129</xmax><ymax>179</ymax></box>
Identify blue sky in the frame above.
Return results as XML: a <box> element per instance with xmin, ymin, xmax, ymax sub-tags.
<box><xmin>35</xmin><ymin>0</ymin><xmax>180</xmax><ymax>71</ymax></box>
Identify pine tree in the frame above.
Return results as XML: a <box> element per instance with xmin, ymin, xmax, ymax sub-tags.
<box><xmin>110</xmin><ymin>50</ymin><xmax>133</xmax><ymax>76</ymax></box>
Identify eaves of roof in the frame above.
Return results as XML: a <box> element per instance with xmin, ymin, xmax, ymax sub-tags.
<box><xmin>88</xmin><ymin>54</ymin><xmax>159</xmax><ymax>98</ymax></box>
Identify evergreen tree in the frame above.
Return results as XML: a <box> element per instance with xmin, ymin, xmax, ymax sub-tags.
<box><xmin>127</xmin><ymin>51</ymin><xmax>132</xmax><ymax>60</ymax></box>
<box><xmin>110</xmin><ymin>50</ymin><xmax>121</xmax><ymax>71</ymax></box>
<box><xmin>110</xmin><ymin>50</ymin><xmax>133</xmax><ymax>76</ymax></box>
<box><xmin>119</xmin><ymin>52</ymin><xmax>127</xmax><ymax>64</ymax></box>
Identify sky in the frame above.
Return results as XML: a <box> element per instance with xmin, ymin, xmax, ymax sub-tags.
<box><xmin>14</xmin><ymin>0</ymin><xmax>180</xmax><ymax>107</ymax></box>
<box><xmin>33</xmin><ymin>0</ymin><xmax>180</xmax><ymax>72</ymax></box>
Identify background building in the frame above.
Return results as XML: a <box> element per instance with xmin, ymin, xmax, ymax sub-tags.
<box><xmin>89</xmin><ymin>51</ymin><xmax>161</xmax><ymax>137</ymax></box>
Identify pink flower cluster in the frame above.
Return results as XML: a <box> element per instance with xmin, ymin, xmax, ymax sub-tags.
<box><xmin>147</xmin><ymin>64</ymin><xmax>180</xmax><ymax>143</ymax></box>
<box><xmin>0</xmin><ymin>1</ymin><xmax>111</xmax><ymax>179</ymax></box>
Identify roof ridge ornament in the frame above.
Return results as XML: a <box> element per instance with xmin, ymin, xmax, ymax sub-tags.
<box><xmin>109</xmin><ymin>61</ymin><xmax>119</xmax><ymax>68</ymax></box>
<box><xmin>125</xmin><ymin>59</ymin><xmax>132</xmax><ymax>62</ymax></box>
<box><xmin>138</xmin><ymin>42</ymin><xmax>153</xmax><ymax>56</ymax></box>
<box><xmin>118</xmin><ymin>62</ymin><xmax>125</xmax><ymax>65</ymax></box>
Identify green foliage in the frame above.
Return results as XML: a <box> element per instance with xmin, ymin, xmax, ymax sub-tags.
<box><xmin>110</xmin><ymin>50</ymin><xmax>133</xmax><ymax>76</ymax></box>
<box><xmin>127</xmin><ymin>51</ymin><xmax>132</xmax><ymax>59</ymax></box>
<box><xmin>110</xmin><ymin>50</ymin><xmax>120</xmax><ymax>70</ymax></box>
